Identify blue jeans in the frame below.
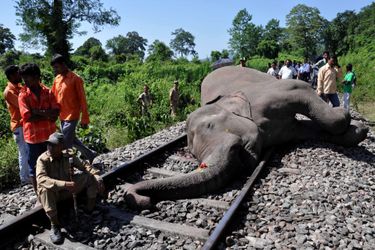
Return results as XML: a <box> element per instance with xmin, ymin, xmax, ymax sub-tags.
<box><xmin>27</xmin><ymin>142</ymin><xmax>47</xmax><ymax>177</ymax></box>
<box><xmin>60</xmin><ymin>120</ymin><xmax>97</xmax><ymax>162</ymax></box>
<box><xmin>321</xmin><ymin>93</ymin><xmax>340</xmax><ymax>107</ymax></box>
<box><xmin>13</xmin><ymin>127</ymin><xmax>29</xmax><ymax>183</ymax></box>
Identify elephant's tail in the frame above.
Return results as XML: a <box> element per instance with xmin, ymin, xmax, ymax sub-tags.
<box><xmin>125</xmin><ymin>135</ymin><xmax>256</xmax><ymax>210</ymax></box>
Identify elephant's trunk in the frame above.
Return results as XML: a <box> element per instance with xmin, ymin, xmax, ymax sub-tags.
<box><xmin>125</xmin><ymin>135</ymin><xmax>255</xmax><ymax>209</ymax></box>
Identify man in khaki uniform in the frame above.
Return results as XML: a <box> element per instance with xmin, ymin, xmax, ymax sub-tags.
<box><xmin>36</xmin><ymin>132</ymin><xmax>104</xmax><ymax>244</ymax></box>
<box><xmin>137</xmin><ymin>84</ymin><xmax>152</xmax><ymax>116</ymax></box>
<box><xmin>169</xmin><ymin>80</ymin><xmax>179</xmax><ymax>117</ymax></box>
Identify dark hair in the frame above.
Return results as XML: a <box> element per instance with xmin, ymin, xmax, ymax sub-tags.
<box><xmin>20</xmin><ymin>63</ymin><xmax>41</xmax><ymax>78</ymax></box>
<box><xmin>50</xmin><ymin>54</ymin><xmax>65</xmax><ymax>65</ymax></box>
<box><xmin>323</xmin><ymin>51</ymin><xmax>330</xmax><ymax>56</ymax></box>
<box><xmin>4</xmin><ymin>65</ymin><xmax>19</xmax><ymax>80</ymax></box>
<box><xmin>346</xmin><ymin>63</ymin><xmax>353</xmax><ymax>71</ymax></box>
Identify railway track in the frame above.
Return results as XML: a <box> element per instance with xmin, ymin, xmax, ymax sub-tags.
<box><xmin>1</xmin><ymin>116</ymin><xmax>374</xmax><ymax>249</ymax></box>
<box><xmin>0</xmin><ymin>130</ymin><xmax>274</xmax><ymax>250</ymax></box>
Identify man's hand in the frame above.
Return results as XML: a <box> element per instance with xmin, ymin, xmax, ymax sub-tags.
<box><xmin>80</xmin><ymin>123</ymin><xmax>88</xmax><ymax>129</ymax></box>
<box><xmin>65</xmin><ymin>181</ymin><xmax>76</xmax><ymax>193</ymax></box>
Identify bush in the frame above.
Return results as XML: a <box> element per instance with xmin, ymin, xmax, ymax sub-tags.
<box><xmin>0</xmin><ymin>138</ymin><xmax>19</xmax><ymax>191</ymax></box>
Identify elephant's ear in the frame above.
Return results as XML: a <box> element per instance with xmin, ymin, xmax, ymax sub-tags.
<box><xmin>218</xmin><ymin>91</ymin><xmax>253</xmax><ymax>120</ymax></box>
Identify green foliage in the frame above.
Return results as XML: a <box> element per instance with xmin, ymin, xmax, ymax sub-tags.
<box><xmin>146</xmin><ymin>40</ymin><xmax>174</xmax><ymax>62</ymax></box>
<box><xmin>0</xmin><ymin>138</ymin><xmax>19</xmax><ymax>191</ymax></box>
<box><xmin>170</xmin><ymin>28</ymin><xmax>197</xmax><ymax>58</ymax></box>
<box><xmin>76</xmin><ymin>126</ymin><xmax>108</xmax><ymax>154</ymax></box>
<box><xmin>0</xmin><ymin>24</ymin><xmax>15</xmax><ymax>54</ymax></box>
<box><xmin>15</xmin><ymin>0</ymin><xmax>120</xmax><ymax>62</ymax></box>
<box><xmin>106</xmin><ymin>32</ymin><xmax>148</xmax><ymax>60</ymax></box>
<box><xmin>339</xmin><ymin>43</ymin><xmax>375</xmax><ymax>106</ymax></box>
<box><xmin>257</xmin><ymin>19</ymin><xmax>282</xmax><ymax>58</ymax></box>
<box><xmin>322</xmin><ymin>11</ymin><xmax>358</xmax><ymax>56</ymax></box>
<box><xmin>286</xmin><ymin>4</ymin><xmax>326</xmax><ymax>59</ymax></box>
<box><xmin>228</xmin><ymin>9</ymin><xmax>262</xmax><ymax>59</ymax></box>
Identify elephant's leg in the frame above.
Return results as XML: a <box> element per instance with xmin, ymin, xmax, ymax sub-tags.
<box><xmin>285</xmin><ymin>87</ymin><xmax>351</xmax><ymax>135</ymax></box>
<box><xmin>125</xmin><ymin>133</ymin><xmax>256</xmax><ymax>209</ymax></box>
<box><xmin>289</xmin><ymin>119</ymin><xmax>368</xmax><ymax>147</ymax></box>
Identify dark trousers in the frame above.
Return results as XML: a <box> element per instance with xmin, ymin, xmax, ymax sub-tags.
<box><xmin>27</xmin><ymin>142</ymin><xmax>47</xmax><ymax>177</ymax></box>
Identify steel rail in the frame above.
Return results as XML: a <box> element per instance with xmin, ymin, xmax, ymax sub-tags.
<box><xmin>0</xmin><ymin>133</ymin><xmax>187</xmax><ymax>248</ymax></box>
<box><xmin>202</xmin><ymin>147</ymin><xmax>274</xmax><ymax>250</ymax></box>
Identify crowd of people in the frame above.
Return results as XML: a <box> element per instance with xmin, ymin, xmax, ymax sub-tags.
<box><xmin>265</xmin><ymin>51</ymin><xmax>356</xmax><ymax>109</ymax></box>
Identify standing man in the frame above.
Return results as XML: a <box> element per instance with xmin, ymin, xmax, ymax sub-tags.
<box><xmin>137</xmin><ymin>84</ymin><xmax>152</xmax><ymax>116</ymax></box>
<box><xmin>50</xmin><ymin>54</ymin><xmax>97</xmax><ymax>163</ymax></box>
<box><xmin>3</xmin><ymin>65</ymin><xmax>29</xmax><ymax>185</ymax></box>
<box><xmin>317</xmin><ymin>58</ymin><xmax>340</xmax><ymax>107</ymax></box>
<box><xmin>18</xmin><ymin>63</ymin><xmax>60</xmax><ymax>193</ymax></box>
<box><xmin>342</xmin><ymin>63</ymin><xmax>355</xmax><ymax>110</ymax></box>
<box><xmin>266</xmin><ymin>61</ymin><xmax>279</xmax><ymax>78</ymax></box>
<box><xmin>36</xmin><ymin>132</ymin><xmax>104</xmax><ymax>244</ymax></box>
<box><xmin>312</xmin><ymin>51</ymin><xmax>330</xmax><ymax>89</ymax></box>
<box><xmin>169</xmin><ymin>80</ymin><xmax>179</xmax><ymax>117</ymax></box>
<box><xmin>278</xmin><ymin>59</ymin><xmax>297</xmax><ymax>80</ymax></box>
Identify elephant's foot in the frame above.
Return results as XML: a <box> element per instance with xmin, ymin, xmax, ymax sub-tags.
<box><xmin>125</xmin><ymin>186</ymin><xmax>152</xmax><ymax>210</ymax></box>
<box><xmin>326</xmin><ymin>120</ymin><xmax>369</xmax><ymax>147</ymax></box>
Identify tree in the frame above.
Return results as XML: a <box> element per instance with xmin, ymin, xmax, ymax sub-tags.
<box><xmin>170</xmin><ymin>28</ymin><xmax>196</xmax><ymax>58</ymax></box>
<box><xmin>146</xmin><ymin>40</ymin><xmax>173</xmax><ymax>62</ymax></box>
<box><xmin>106</xmin><ymin>32</ymin><xmax>148</xmax><ymax>60</ymax></box>
<box><xmin>228</xmin><ymin>9</ymin><xmax>262</xmax><ymax>59</ymax></box>
<box><xmin>221</xmin><ymin>49</ymin><xmax>230</xmax><ymax>58</ymax></box>
<box><xmin>15</xmin><ymin>0</ymin><xmax>120</xmax><ymax>63</ymax></box>
<box><xmin>0</xmin><ymin>24</ymin><xmax>16</xmax><ymax>54</ymax></box>
<box><xmin>353</xmin><ymin>3</ymin><xmax>375</xmax><ymax>48</ymax></box>
<box><xmin>322</xmin><ymin>11</ymin><xmax>358</xmax><ymax>56</ymax></box>
<box><xmin>257</xmin><ymin>19</ymin><xmax>282</xmax><ymax>58</ymax></box>
<box><xmin>210</xmin><ymin>50</ymin><xmax>221</xmax><ymax>62</ymax></box>
<box><xmin>286</xmin><ymin>4</ymin><xmax>326</xmax><ymax>58</ymax></box>
<box><xmin>75</xmin><ymin>37</ymin><xmax>102</xmax><ymax>56</ymax></box>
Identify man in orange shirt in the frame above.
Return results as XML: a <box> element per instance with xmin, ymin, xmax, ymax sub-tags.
<box><xmin>50</xmin><ymin>54</ymin><xmax>97</xmax><ymax>163</ymax></box>
<box><xmin>3</xmin><ymin>65</ymin><xmax>29</xmax><ymax>185</ymax></box>
<box><xmin>18</xmin><ymin>63</ymin><xmax>60</xmax><ymax>193</ymax></box>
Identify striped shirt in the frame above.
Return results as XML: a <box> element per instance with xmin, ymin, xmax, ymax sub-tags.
<box><xmin>18</xmin><ymin>84</ymin><xmax>59</xmax><ymax>144</ymax></box>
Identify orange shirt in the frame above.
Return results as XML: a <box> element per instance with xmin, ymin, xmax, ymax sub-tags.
<box><xmin>3</xmin><ymin>82</ymin><xmax>23</xmax><ymax>131</ymax></box>
<box><xmin>51</xmin><ymin>71</ymin><xmax>90</xmax><ymax>124</ymax></box>
<box><xmin>18</xmin><ymin>84</ymin><xmax>59</xmax><ymax>144</ymax></box>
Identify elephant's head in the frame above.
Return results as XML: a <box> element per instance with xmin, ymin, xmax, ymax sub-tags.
<box><xmin>125</xmin><ymin>92</ymin><xmax>262</xmax><ymax>209</ymax></box>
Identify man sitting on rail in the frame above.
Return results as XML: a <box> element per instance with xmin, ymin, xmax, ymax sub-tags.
<box><xmin>36</xmin><ymin>132</ymin><xmax>104</xmax><ymax>244</ymax></box>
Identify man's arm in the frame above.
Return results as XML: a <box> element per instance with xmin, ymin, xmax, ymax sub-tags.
<box><xmin>75</xmin><ymin>76</ymin><xmax>90</xmax><ymax>126</ymax></box>
<box><xmin>4</xmin><ymin>89</ymin><xmax>19</xmax><ymax>109</ymax></box>
<box><xmin>36</xmin><ymin>157</ymin><xmax>67</xmax><ymax>192</ymax></box>
<box><xmin>317</xmin><ymin>67</ymin><xmax>324</xmax><ymax>95</ymax></box>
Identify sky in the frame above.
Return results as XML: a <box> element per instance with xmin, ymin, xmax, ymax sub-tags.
<box><xmin>0</xmin><ymin>0</ymin><xmax>373</xmax><ymax>59</ymax></box>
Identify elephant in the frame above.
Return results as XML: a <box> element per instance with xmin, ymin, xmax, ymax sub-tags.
<box><xmin>125</xmin><ymin>66</ymin><xmax>368</xmax><ymax>209</ymax></box>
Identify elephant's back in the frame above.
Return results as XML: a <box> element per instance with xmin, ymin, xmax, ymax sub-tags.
<box><xmin>201</xmin><ymin>66</ymin><xmax>275</xmax><ymax>105</ymax></box>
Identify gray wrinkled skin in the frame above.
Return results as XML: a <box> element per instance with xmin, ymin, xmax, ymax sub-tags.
<box><xmin>126</xmin><ymin>66</ymin><xmax>368</xmax><ymax>209</ymax></box>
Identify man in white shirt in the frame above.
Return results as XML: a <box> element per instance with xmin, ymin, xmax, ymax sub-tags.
<box><xmin>267</xmin><ymin>61</ymin><xmax>279</xmax><ymax>78</ymax></box>
<box><xmin>278</xmin><ymin>59</ymin><xmax>297</xmax><ymax>79</ymax></box>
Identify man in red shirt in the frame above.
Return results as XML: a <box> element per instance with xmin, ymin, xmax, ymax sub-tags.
<box><xmin>51</xmin><ymin>54</ymin><xmax>97</xmax><ymax>163</ymax></box>
<box><xmin>18</xmin><ymin>63</ymin><xmax>60</xmax><ymax>193</ymax></box>
<box><xmin>3</xmin><ymin>65</ymin><xmax>29</xmax><ymax>185</ymax></box>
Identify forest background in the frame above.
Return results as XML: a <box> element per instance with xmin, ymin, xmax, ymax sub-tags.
<box><xmin>0</xmin><ymin>1</ymin><xmax>374</xmax><ymax>190</ymax></box>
